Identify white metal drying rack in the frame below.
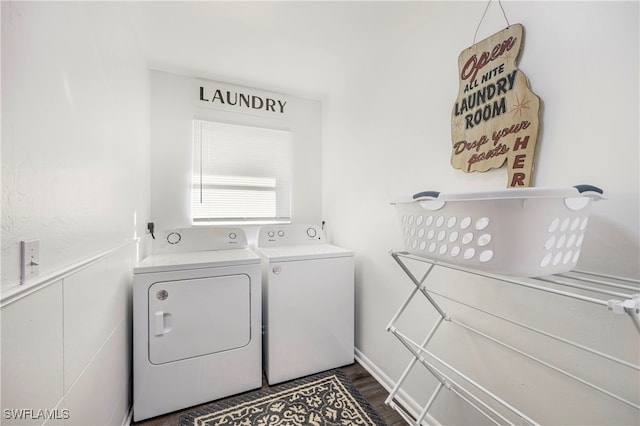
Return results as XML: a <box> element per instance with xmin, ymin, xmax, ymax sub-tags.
<box><xmin>385</xmin><ymin>251</ymin><xmax>640</xmax><ymax>426</ymax></box>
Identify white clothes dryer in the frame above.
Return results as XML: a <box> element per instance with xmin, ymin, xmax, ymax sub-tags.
<box><xmin>133</xmin><ymin>227</ymin><xmax>261</xmax><ymax>421</ymax></box>
<box><xmin>255</xmin><ymin>224</ymin><xmax>354</xmax><ymax>385</ymax></box>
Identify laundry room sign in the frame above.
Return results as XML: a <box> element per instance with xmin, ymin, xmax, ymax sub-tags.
<box><xmin>451</xmin><ymin>24</ymin><xmax>540</xmax><ymax>187</ymax></box>
<box><xmin>196</xmin><ymin>79</ymin><xmax>289</xmax><ymax>119</ymax></box>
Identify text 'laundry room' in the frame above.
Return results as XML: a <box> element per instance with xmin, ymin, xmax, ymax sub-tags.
<box><xmin>1</xmin><ymin>2</ymin><xmax>639</xmax><ymax>426</ymax></box>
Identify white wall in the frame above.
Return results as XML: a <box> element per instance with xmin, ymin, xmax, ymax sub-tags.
<box><xmin>1</xmin><ymin>1</ymin><xmax>150</xmax><ymax>288</ymax></box>
<box><xmin>2</xmin><ymin>2</ymin><xmax>638</xmax><ymax>426</ymax></box>
<box><xmin>322</xmin><ymin>2</ymin><xmax>639</xmax><ymax>425</ymax></box>
<box><xmin>1</xmin><ymin>2</ymin><xmax>149</xmax><ymax>425</ymax></box>
<box><xmin>149</xmin><ymin>70</ymin><xmax>323</xmax><ymax>234</ymax></box>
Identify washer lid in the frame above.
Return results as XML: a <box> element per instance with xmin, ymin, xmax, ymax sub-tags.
<box><xmin>134</xmin><ymin>248</ymin><xmax>260</xmax><ymax>274</ymax></box>
<box><xmin>256</xmin><ymin>243</ymin><xmax>353</xmax><ymax>262</ymax></box>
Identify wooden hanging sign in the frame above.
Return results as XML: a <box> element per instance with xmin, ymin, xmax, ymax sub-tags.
<box><xmin>451</xmin><ymin>24</ymin><xmax>540</xmax><ymax>187</ymax></box>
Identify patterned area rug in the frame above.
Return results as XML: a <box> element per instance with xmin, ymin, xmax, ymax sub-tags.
<box><xmin>179</xmin><ymin>369</ymin><xmax>386</xmax><ymax>426</ymax></box>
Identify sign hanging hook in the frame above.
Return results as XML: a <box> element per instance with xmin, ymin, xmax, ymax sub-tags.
<box><xmin>472</xmin><ymin>0</ymin><xmax>511</xmax><ymax>45</ymax></box>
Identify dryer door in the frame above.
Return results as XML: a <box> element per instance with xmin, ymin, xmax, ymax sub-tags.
<box><xmin>148</xmin><ymin>274</ymin><xmax>251</xmax><ymax>364</ymax></box>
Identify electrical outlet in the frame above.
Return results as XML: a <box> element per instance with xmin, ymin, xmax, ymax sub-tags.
<box><xmin>21</xmin><ymin>239</ymin><xmax>40</xmax><ymax>283</ymax></box>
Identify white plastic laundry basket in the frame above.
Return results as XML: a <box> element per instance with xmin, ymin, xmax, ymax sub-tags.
<box><xmin>393</xmin><ymin>185</ymin><xmax>604</xmax><ymax>277</ymax></box>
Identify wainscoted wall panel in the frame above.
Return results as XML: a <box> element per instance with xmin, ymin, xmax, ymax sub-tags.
<box><xmin>63</xmin><ymin>319</ymin><xmax>131</xmax><ymax>426</ymax></box>
<box><xmin>1</xmin><ymin>282</ymin><xmax>65</xmax><ymax>426</ymax></box>
<box><xmin>0</xmin><ymin>243</ymin><xmax>133</xmax><ymax>426</ymax></box>
<box><xmin>63</xmin><ymin>247</ymin><xmax>132</xmax><ymax>392</ymax></box>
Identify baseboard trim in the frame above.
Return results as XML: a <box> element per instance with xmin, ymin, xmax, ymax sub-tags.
<box><xmin>354</xmin><ymin>347</ymin><xmax>441</xmax><ymax>426</ymax></box>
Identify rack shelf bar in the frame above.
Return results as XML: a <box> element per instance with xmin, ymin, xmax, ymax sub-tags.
<box><xmin>448</xmin><ymin>385</ymin><xmax>509</xmax><ymax>426</ymax></box>
<box><xmin>386</xmin><ymin>251</ymin><xmax>640</xmax><ymax>425</ymax></box>
<box><xmin>534</xmin><ymin>275</ymin><xmax>634</xmax><ymax>299</ymax></box>
<box><xmin>425</xmin><ymin>287</ymin><xmax>640</xmax><ymax>371</ymax></box>
<box><xmin>571</xmin><ymin>269</ymin><xmax>640</xmax><ymax>286</ymax></box>
<box><xmin>394</xmin><ymin>252</ymin><xmax>639</xmax><ymax>308</ymax></box>
<box><xmin>451</xmin><ymin>319</ymin><xmax>640</xmax><ymax>411</ymax></box>
<box><xmin>390</xmin><ymin>327</ymin><xmax>539</xmax><ymax>426</ymax></box>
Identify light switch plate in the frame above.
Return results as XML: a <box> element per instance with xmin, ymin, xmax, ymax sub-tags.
<box><xmin>21</xmin><ymin>239</ymin><xmax>40</xmax><ymax>283</ymax></box>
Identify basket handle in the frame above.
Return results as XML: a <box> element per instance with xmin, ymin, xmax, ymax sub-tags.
<box><xmin>412</xmin><ymin>190</ymin><xmax>440</xmax><ymax>200</ymax></box>
<box><xmin>574</xmin><ymin>184</ymin><xmax>603</xmax><ymax>196</ymax></box>
<box><xmin>565</xmin><ymin>184</ymin><xmax>604</xmax><ymax>211</ymax></box>
<box><xmin>412</xmin><ymin>191</ymin><xmax>446</xmax><ymax>210</ymax></box>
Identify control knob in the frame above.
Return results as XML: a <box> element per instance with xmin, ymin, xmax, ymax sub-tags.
<box><xmin>167</xmin><ymin>232</ymin><xmax>181</xmax><ymax>245</ymax></box>
<box><xmin>306</xmin><ymin>227</ymin><xmax>317</xmax><ymax>238</ymax></box>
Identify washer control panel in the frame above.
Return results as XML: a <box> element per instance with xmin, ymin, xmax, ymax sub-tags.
<box><xmin>257</xmin><ymin>224</ymin><xmax>324</xmax><ymax>247</ymax></box>
<box><xmin>152</xmin><ymin>227</ymin><xmax>247</xmax><ymax>254</ymax></box>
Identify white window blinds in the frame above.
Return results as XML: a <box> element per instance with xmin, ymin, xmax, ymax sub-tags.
<box><xmin>192</xmin><ymin>120</ymin><xmax>292</xmax><ymax>224</ymax></box>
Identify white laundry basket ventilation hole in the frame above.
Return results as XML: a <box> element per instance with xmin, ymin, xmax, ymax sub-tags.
<box><xmin>540</xmin><ymin>216</ymin><xmax>589</xmax><ymax>268</ymax></box>
<box><xmin>401</xmin><ymin>214</ymin><xmax>495</xmax><ymax>263</ymax></box>
<box><xmin>395</xmin><ymin>185</ymin><xmax>603</xmax><ymax>276</ymax></box>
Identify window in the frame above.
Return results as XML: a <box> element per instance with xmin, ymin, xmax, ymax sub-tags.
<box><xmin>192</xmin><ymin>120</ymin><xmax>292</xmax><ymax>224</ymax></box>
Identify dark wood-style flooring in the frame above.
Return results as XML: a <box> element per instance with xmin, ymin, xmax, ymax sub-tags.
<box><xmin>133</xmin><ymin>362</ymin><xmax>406</xmax><ymax>425</ymax></box>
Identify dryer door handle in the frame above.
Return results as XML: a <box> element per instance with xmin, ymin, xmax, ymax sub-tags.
<box><xmin>154</xmin><ymin>311</ymin><xmax>173</xmax><ymax>336</ymax></box>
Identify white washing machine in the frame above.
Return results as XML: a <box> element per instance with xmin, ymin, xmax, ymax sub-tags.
<box><xmin>133</xmin><ymin>227</ymin><xmax>261</xmax><ymax>421</ymax></box>
<box><xmin>255</xmin><ymin>224</ymin><xmax>354</xmax><ymax>385</ymax></box>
